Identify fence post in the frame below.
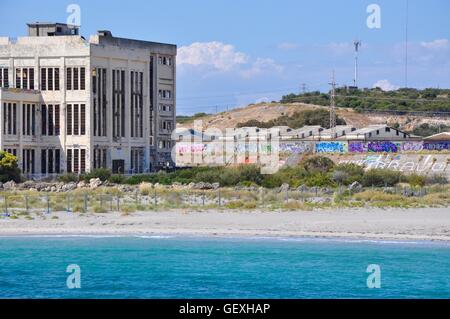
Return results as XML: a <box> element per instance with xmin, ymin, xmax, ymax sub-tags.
<box><xmin>83</xmin><ymin>193</ymin><xmax>88</xmax><ymax>213</ymax></box>
<box><xmin>46</xmin><ymin>194</ymin><xmax>50</xmax><ymax>214</ymax></box>
<box><xmin>218</xmin><ymin>189</ymin><xmax>221</xmax><ymax>207</ymax></box>
<box><xmin>25</xmin><ymin>195</ymin><xmax>29</xmax><ymax>214</ymax></box>
<box><xmin>4</xmin><ymin>196</ymin><xmax>8</xmax><ymax>217</ymax></box>
<box><xmin>66</xmin><ymin>194</ymin><xmax>71</xmax><ymax>213</ymax></box>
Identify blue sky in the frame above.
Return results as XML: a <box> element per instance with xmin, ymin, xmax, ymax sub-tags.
<box><xmin>1</xmin><ymin>0</ymin><xmax>449</xmax><ymax>114</ymax></box>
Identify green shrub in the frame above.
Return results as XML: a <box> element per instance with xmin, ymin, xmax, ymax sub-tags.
<box><xmin>57</xmin><ymin>173</ymin><xmax>79</xmax><ymax>183</ymax></box>
<box><xmin>304</xmin><ymin>172</ymin><xmax>335</xmax><ymax>187</ymax></box>
<box><xmin>425</xmin><ymin>174</ymin><xmax>448</xmax><ymax>185</ymax></box>
<box><xmin>82</xmin><ymin>168</ymin><xmax>112</xmax><ymax>182</ymax></box>
<box><xmin>301</xmin><ymin>156</ymin><xmax>335</xmax><ymax>173</ymax></box>
<box><xmin>0</xmin><ymin>151</ymin><xmax>21</xmax><ymax>183</ymax></box>
<box><xmin>108</xmin><ymin>174</ymin><xmax>127</xmax><ymax>184</ymax></box>
<box><xmin>407</xmin><ymin>174</ymin><xmax>426</xmax><ymax>187</ymax></box>
<box><xmin>332</xmin><ymin>163</ymin><xmax>364</xmax><ymax>185</ymax></box>
<box><xmin>361</xmin><ymin>169</ymin><xmax>402</xmax><ymax>187</ymax></box>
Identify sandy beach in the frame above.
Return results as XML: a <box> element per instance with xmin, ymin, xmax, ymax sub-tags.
<box><xmin>0</xmin><ymin>207</ymin><xmax>449</xmax><ymax>241</ymax></box>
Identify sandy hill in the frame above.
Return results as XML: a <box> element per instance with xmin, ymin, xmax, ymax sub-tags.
<box><xmin>178</xmin><ymin>102</ymin><xmax>450</xmax><ymax>132</ymax></box>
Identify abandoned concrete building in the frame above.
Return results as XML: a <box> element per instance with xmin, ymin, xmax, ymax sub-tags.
<box><xmin>0</xmin><ymin>23</ymin><xmax>176</xmax><ymax>177</ymax></box>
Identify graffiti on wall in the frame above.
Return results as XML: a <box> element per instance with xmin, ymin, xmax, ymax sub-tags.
<box><xmin>338</xmin><ymin>154</ymin><xmax>450</xmax><ymax>177</ymax></box>
<box><xmin>367</xmin><ymin>141</ymin><xmax>400</xmax><ymax>153</ymax></box>
<box><xmin>348</xmin><ymin>141</ymin><xmax>367</xmax><ymax>153</ymax></box>
<box><xmin>315</xmin><ymin>142</ymin><xmax>347</xmax><ymax>153</ymax></box>
<box><xmin>401</xmin><ymin>141</ymin><xmax>424</xmax><ymax>152</ymax></box>
<box><xmin>176</xmin><ymin>143</ymin><xmax>205</xmax><ymax>154</ymax></box>
<box><xmin>279</xmin><ymin>142</ymin><xmax>313</xmax><ymax>154</ymax></box>
<box><xmin>423</xmin><ymin>142</ymin><xmax>450</xmax><ymax>151</ymax></box>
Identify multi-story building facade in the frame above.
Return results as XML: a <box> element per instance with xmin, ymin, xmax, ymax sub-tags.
<box><xmin>0</xmin><ymin>23</ymin><xmax>176</xmax><ymax>177</ymax></box>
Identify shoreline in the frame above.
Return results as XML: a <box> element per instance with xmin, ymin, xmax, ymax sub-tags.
<box><xmin>1</xmin><ymin>207</ymin><xmax>449</xmax><ymax>242</ymax></box>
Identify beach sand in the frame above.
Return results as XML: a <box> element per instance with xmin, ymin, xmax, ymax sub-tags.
<box><xmin>1</xmin><ymin>207</ymin><xmax>449</xmax><ymax>241</ymax></box>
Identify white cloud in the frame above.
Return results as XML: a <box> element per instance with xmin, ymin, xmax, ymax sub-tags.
<box><xmin>277</xmin><ymin>42</ymin><xmax>299</xmax><ymax>51</ymax></box>
<box><xmin>420</xmin><ymin>39</ymin><xmax>449</xmax><ymax>50</ymax></box>
<box><xmin>177</xmin><ymin>41</ymin><xmax>248</xmax><ymax>71</ymax></box>
<box><xmin>240</xmin><ymin>58</ymin><xmax>284</xmax><ymax>79</ymax></box>
<box><xmin>372</xmin><ymin>79</ymin><xmax>399</xmax><ymax>91</ymax></box>
<box><xmin>177</xmin><ymin>42</ymin><xmax>283</xmax><ymax>79</ymax></box>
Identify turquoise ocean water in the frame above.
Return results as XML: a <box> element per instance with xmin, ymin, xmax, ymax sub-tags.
<box><xmin>0</xmin><ymin>235</ymin><xmax>449</xmax><ymax>298</ymax></box>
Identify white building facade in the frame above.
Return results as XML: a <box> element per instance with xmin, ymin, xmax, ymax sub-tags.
<box><xmin>0</xmin><ymin>24</ymin><xmax>176</xmax><ymax>177</ymax></box>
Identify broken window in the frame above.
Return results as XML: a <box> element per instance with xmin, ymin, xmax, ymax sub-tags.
<box><xmin>15</xmin><ymin>67</ymin><xmax>34</xmax><ymax>90</ymax></box>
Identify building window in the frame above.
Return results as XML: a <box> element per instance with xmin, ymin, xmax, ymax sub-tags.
<box><xmin>0</xmin><ymin>68</ymin><xmax>9</xmax><ymax>88</ymax></box>
<box><xmin>93</xmin><ymin>148</ymin><xmax>107</xmax><ymax>169</ymax></box>
<box><xmin>40</xmin><ymin>67</ymin><xmax>60</xmax><ymax>91</ymax></box>
<box><xmin>22</xmin><ymin>149</ymin><xmax>35</xmax><ymax>174</ymax></box>
<box><xmin>66</xmin><ymin>104</ymin><xmax>86</xmax><ymax>136</ymax></box>
<box><xmin>112</xmin><ymin>69</ymin><xmax>125</xmax><ymax>138</ymax></box>
<box><xmin>15</xmin><ymin>67</ymin><xmax>34</xmax><ymax>90</ymax></box>
<box><xmin>130</xmin><ymin>71</ymin><xmax>144</xmax><ymax>138</ymax></box>
<box><xmin>93</xmin><ymin>68</ymin><xmax>107</xmax><ymax>137</ymax></box>
<box><xmin>130</xmin><ymin>148</ymin><xmax>144</xmax><ymax>173</ymax></box>
<box><xmin>40</xmin><ymin>148</ymin><xmax>60</xmax><ymax>174</ymax></box>
<box><xmin>158</xmin><ymin>89</ymin><xmax>172</xmax><ymax>100</ymax></box>
<box><xmin>158</xmin><ymin>56</ymin><xmax>173</xmax><ymax>66</ymax></box>
<box><xmin>22</xmin><ymin>103</ymin><xmax>36</xmax><ymax>136</ymax></box>
<box><xmin>66</xmin><ymin>148</ymin><xmax>86</xmax><ymax>173</ymax></box>
<box><xmin>159</xmin><ymin>104</ymin><xmax>172</xmax><ymax>112</ymax></box>
<box><xmin>66</xmin><ymin>67</ymin><xmax>85</xmax><ymax>91</ymax></box>
<box><xmin>4</xmin><ymin>148</ymin><xmax>17</xmax><ymax>156</ymax></box>
<box><xmin>41</xmin><ymin>104</ymin><xmax>60</xmax><ymax>136</ymax></box>
<box><xmin>3</xmin><ymin>102</ymin><xmax>17</xmax><ymax>135</ymax></box>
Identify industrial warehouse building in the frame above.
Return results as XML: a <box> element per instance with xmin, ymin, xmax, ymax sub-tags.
<box><xmin>0</xmin><ymin>23</ymin><xmax>176</xmax><ymax>178</ymax></box>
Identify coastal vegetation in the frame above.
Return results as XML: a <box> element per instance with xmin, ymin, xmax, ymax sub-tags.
<box><xmin>51</xmin><ymin>156</ymin><xmax>448</xmax><ymax>189</ymax></box>
<box><xmin>236</xmin><ymin>109</ymin><xmax>346</xmax><ymax>129</ymax></box>
<box><xmin>280</xmin><ymin>87</ymin><xmax>450</xmax><ymax>113</ymax></box>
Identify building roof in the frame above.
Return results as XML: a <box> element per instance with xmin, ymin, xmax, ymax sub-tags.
<box><xmin>423</xmin><ymin>132</ymin><xmax>450</xmax><ymax>141</ymax></box>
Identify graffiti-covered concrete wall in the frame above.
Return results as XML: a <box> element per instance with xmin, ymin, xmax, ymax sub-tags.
<box><xmin>332</xmin><ymin>153</ymin><xmax>450</xmax><ymax>177</ymax></box>
<box><xmin>348</xmin><ymin>141</ymin><xmax>427</xmax><ymax>153</ymax></box>
<box><xmin>315</xmin><ymin>142</ymin><xmax>348</xmax><ymax>153</ymax></box>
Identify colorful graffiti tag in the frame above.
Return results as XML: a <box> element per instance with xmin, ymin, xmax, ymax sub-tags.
<box><xmin>279</xmin><ymin>142</ymin><xmax>313</xmax><ymax>154</ymax></box>
<box><xmin>348</xmin><ymin>141</ymin><xmax>367</xmax><ymax>153</ymax></box>
<box><xmin>367</xmin><ymin>141</ymin><xmax>400</xmax><ymax>153</ymax></box>
<box><xmin>315</xmin><ymin>142</ymin><xmax>347</xmax><ymax>153</ymax></box>
<box><xmin>423</xmin><ymin>142</ymin><xmax>450</xmax><ymax>151</ymax></box>
<box><xmin>401</xmin><ymin>141</ymin><xmax>424</xmax><ymax>152</ymax></box>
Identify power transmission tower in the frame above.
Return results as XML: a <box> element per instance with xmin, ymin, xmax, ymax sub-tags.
<box><xmin>329</xmin><ymin>71</ymin><xmax>337</xmax><ymax>137</ymax></box>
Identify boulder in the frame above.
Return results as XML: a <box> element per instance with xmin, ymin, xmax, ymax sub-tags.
<box><xmin>77</xmin><ymin>181</ymin><xmax>87</xmax><ymax>188</ymax></box>
<box><xmin>89</xmin><ymin>178</ymin><xmax>102</xmax><ymax>189</ymax></box>
<box><xmin>211</xmin><ymin>182</ymin><xmax>220</xmax><ymax>190</ymax></box>
<box><xmin>348</xmin><ymin>181</ymin><xmax>363</xmax><ymax>193</ymax></box>
<box><xmin>3</xmin><ymin>180</ymin><xmax>16</xmax><ymax>190</ymax></box>
<box><xmin>61</xmin><ymin>182</ymin><xmax>77</xmax><ymax>192</ymax></box>
<box><xmin>278</xmin><ymin>183</ymin><xmax>290</xmax><ymax>193</ymax></box>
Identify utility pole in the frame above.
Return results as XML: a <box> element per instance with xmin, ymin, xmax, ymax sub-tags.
<box><xmin>329</xmin><ymin>71</ymin><xmax>337</xmax><ymax>137</ymax></box>
<box><xmin>353</xmin><ymin>39</ymin><xmax>361</xmax><ymax>88</ymax></box>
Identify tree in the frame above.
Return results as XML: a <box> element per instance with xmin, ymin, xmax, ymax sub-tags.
<box><xmin>0</xmin><ymin>151</ymin><xmax>21</xmax><ymax>182</ymax></box>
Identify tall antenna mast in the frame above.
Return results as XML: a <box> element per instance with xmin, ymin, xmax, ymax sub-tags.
<box><xmin>353</xmin><ymin>39</ymin><xmax>361</xmax><ymax>88</ymax></box>
<box><xmin>405</xmin><ymin>0</ymin><xmax>409</xmax><ymax>88</ymax></box>
<box><xmin>329</xmin><ymin>71</ymin><xmax>337</xmax><ymax>137</ymax></box>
